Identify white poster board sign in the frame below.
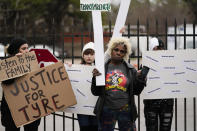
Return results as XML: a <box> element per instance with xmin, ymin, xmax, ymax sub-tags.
<box><xmin>92</xmin><ymin>11</ymin><xmax>105</xmax><ymax>86</ymax></box>
<box><xmin>63</xmin><ymin>64</ymin><xmax>98</xmax><ymax>115</ymax></box>
<box><xmin>83</xmin><ymin>1</ymin><xmax>131</xmax><ymax>85</ymax></box>
<box><xmin>112</xmin><ymin>0</ymin><xmax>131</xmax><ymax>38</ymax></box>
<box><xmin>141</xmin><ymin>49</ymin><xmax>197</xmax><ymax>99</ymax></box>
<box><xmin>105</xmin><ymin>0</ymin><xmax>131</xmax><ymax>61</ymax></box>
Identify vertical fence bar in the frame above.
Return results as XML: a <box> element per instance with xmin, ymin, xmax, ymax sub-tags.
<box><xmin>184</xmin><ymin>98</ymin><xmax>187</xmax><ymax>131</ymax></box>
<box><xmin>32</xmin><ymin>22</ymin><xmax>35</xmax><ymax>48</ymax></box>
<box><xmin>61</xmin><ymin>20</ymin><xmax>65</xmax><ymax>131</ymax></box>
<box><xmin>71</xmin><ymin>31</ymin><xmax>75</xmax><ymax>131</ymax></box>
<box><xmin>42</xmin><ymin>23</ymin><xmax>46</xmax><ymax>49</ymax></box>
<box><xmin>175</xmin><ymin>98</ymin><xmax>177</xmax><ymax>131</ymax></box>
<box><xmin>3</xmin><ymin>18</ymin><xmax>7</xmax><ymax>57</ymax></box>
<box><xmin>61</xmin><ymin>20</ymin><xmax>65</xmax><ymax>63</ymax></box>
<box><xmin>165</xmin><ymin>18</ymin><xmax>168</xmax><ymax>50</ymax></box>
<box><xmin>175</xmin><ymin>19</ymin><xmax>177</xmax><ymax>50</ymax></box>
<box><xmin>137</xmin><ymin>18</ymin><xmax>141</xmax><ymax>131</ymax></box>
<box><xmin>193</xmin><ymin>23</ymin><xmax>196</xmax><ymax>49</ymax></box>
<box><xmin>127</xmin><ymin>24</ymin><xmax>131</xmax><ymax>63</ymax></box>
<box><xmin>183</xmin><ymin>19</ymin><xmax>187</xmax><ymax>131</ymax></box>
<box><xmin>174</xmin><ymin>19</ymin><xmax>178</xmax><ymax>131</ymax></box>
<box><xmin>4</xmin><ymin>18</ymin><xmax>7</xmax><ymax>35</ymax></box>
<box><xmin>194</xmin><ymin>98</ymin><xmax>196</xmax><ymax>131</ymax></box>
<box><xmin>14</xmin><ymin>19</ymin><xmax>17</xmax><ymax>37</ymax></box>
<box><xmin>23</xmin><ymin>19</ymin><xmax>26</xmax><ymax>38</ymax></box>
<box><xmin>71</xmin><ymin>32</ymin><xmax>74</xmax><ymax>63</ymax></box>
<box><xmin>156</xmin><ymin>19</ymin><xmax>158</xmax><ymax>37</ymax></box>
<box><xmin>109</xmin><ymin>20</ymin><xmax>112</xmax><ymax>37</ymax></box>
<box><xmin>90</xmin><ymin>20</ymin><xmax>94</xmax><ymax>48</ymax></box>
<box><xmin>72</xmin><ymin>114</ymin><xmax>75</xmax><ymax>131</ymax></box>
<box><xmin>184</xmin><ymin>19</ymin><xmax>187</xmax><ymax>131</ymax></box>
<box><xmin>137</xmin><ymin>19</ymin><xmax>140</xmax><ymax>66</ymax></box>
<box><xmin>52</xmin><ymin>18</ymin><xmax>55</xmax><ymax>57</ymax></box>
<box><xmin>80</xmin><ymin>31</ymin><xmax>84</xmax><ymax>53</ymax></box>
<box><xmin>53</xmin><ymin>114</ymin><xmax>56</xmax><ymax>131</ymax></box>
<box><xmin>52</xmin><ymin>19</ymin><xmax>56</xmax><ymax>131</ymax></box>
<box><xmin>63</xmin><ymin>112</ymin><xmax>65</xmax><ymax>131</ymax></box>
<box><xmin>146</xmin><ymin>18</ymin><xmax>149</xmax><ymax>51</ymax></box>
<box><xmin>127</xmin><ymin>24</ymin><xmax>130</xmax><ymax>38</ymax></box>
<box><xmin>193</xmin><ymin>22</ymin><xmax>196</xmax><ymax>131</ymax></box>
<box><xmin>184</xmin><ymin>19</ymin><xmax>186</xmax><ymax>49</ymax></box>
<box><xmin>44</xmin><ymin>116</ymin><xmax>46</xmax><ymax>131</ymax></box>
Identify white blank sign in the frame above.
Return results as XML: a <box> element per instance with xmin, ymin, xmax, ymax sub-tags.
<box><xmin>141</xmin><ymin>49</ymin><xmax>197</xmax><ymax>99</ymax></box>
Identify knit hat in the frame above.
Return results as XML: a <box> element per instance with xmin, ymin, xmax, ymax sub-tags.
<box><xmin>7</xmin><ymin>38</ymin><xmax>27</xmax><ymax>55</ymax></box>
<box><xmin>149</xmin><ymin>37</ymin><xmax>159</xmax><ymax>51</ymax></box>
<box><xmin>82</xmin><ymin>42</ymin><xmax>95</xmax><ymax>56</ymax></box>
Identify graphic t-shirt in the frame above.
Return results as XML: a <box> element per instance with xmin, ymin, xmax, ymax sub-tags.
<box><xmin>104</xmin><ymin>63</ymin><xmax>130</xmax><ymax>109</ymax></box>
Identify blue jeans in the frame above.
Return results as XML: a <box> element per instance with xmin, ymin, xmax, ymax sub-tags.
<box><xmin>99</xmin><ymin>106</ymin><xmax>136</xmax><ymax>131</ymax></box>
<box><xmin>77</xmin><ymin>114</ymin><xmax>98</xmax><ymax>126</ymax></box>
<box><xmin>77</xmin><ymin>114</ymin><xmax>98</xmax><ymax>131</ymax></box>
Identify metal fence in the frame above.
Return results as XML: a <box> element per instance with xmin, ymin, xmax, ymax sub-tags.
<box><xmin>0</xmin><ymin>19</ymin><xmax>197</xmax><ymax>131</ymax></box>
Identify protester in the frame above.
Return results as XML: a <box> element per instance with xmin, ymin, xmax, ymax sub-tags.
<box><xmin>143</xmin><ymin>37</ymin><xmax>174</xmax><ymax>131</ymax></box>
<box><xmin>77</xmin><ymin>42</ymin><xmax>98</xmax><ymax>131</ymax></box>
<box><xmin>1</xmin><ymin>38</ymin><xmax>41</xmax><ymax>131</ymax></box>
<box><xmin>91</xmin><ymin>37</ymin><xmax>146</xmax><ymax>131</ymax></box>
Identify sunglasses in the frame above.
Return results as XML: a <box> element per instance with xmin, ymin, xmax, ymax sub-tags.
<box><xmin>113</xmin><ymin>48</ymin><xmax>126</xmax><ymax>54</ymax></box>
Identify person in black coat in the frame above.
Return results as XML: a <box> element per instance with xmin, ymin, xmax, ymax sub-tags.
<box><xmin>1</xmin><ymin>38</ymin><xmax>41</xmax><ymax>131</ymax></box>
<box><xmin>91</xmin><ymin>37</ymin><xmax>146</xmax><ymax>131</ymax></box>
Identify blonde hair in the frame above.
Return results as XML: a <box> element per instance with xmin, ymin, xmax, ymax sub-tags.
<box><xmin>106</xmin><ymin>37</ymin><xmax>132</xmax><ymax>60</ymax></box>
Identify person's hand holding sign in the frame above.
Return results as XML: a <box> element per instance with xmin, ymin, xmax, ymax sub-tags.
<box><xmin>119</xmin><ymin>26</ymin><xmax>126</xmax><ymax>34</ymax></box>
<box><xmin>92</xmin><ymin>68</ymin><xmax>101</xmax><ymax>77</ymax></box>
<box><xmin>15</xmin><ymin>52</ymin><xmax>23</xmax><ymax>56</ymax></box>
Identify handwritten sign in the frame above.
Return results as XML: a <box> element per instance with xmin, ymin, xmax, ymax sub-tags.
<box><xmin>0</xmin><ymin>51</ymin><xmax>39</xmax><ymax>81</ymax></box>
<box><xmin>141</xmin><ymin>49</ymin><xmax>197</xmax><ymax>99</ymax></box>
<box><xmin>80</xmin><ymin>0</ymin><xmax>111</xmax><ymax>11</ymax></box>
<box><xmin>63</xmin><ymin>64</ymin><xmax>98</xmax><ymax>115</ymax></box>
<box><xmin>2</xmin><ymin>62</ymin><xmax>77</xmax><ymax>127</ymax></box>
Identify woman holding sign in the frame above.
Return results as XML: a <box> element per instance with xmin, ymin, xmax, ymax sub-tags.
<box><xmin>77</xmin><ymin>42</ymin><xmax>98</xmax><ymax>131</ymax></box>
<box><xmin>1</xmin><ymin>38</ymin><xmax>41</xmax><ymax>131</ymax></box>
<box><xmin>143</xmin><ymin>38</ymin><xmax>174</xmax><ymax>131</ymax></box>
<box><xmin>91</xmin><ymin>37</ymin><xmax>146</xmax><ymax>131</ymax></box>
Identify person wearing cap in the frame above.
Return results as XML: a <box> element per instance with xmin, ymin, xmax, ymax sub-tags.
<box><xmin>1</xmin><ymin>38</ymin><xmax>41</xmax><ymax>131</ymax></box>
<box><xmin>91</xmin><ymin>37</ymin><xmax>146</xmax><ymax>131</ymax></box>
<box><xmin>143</xmin><ymin>37</ymin><xmax>174</xmax><ymax>131</ymax></box>
<box><xmin>77</xmin><ymin>42</ymin><xmax>98</xmax><ymax>131</ymax></box>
